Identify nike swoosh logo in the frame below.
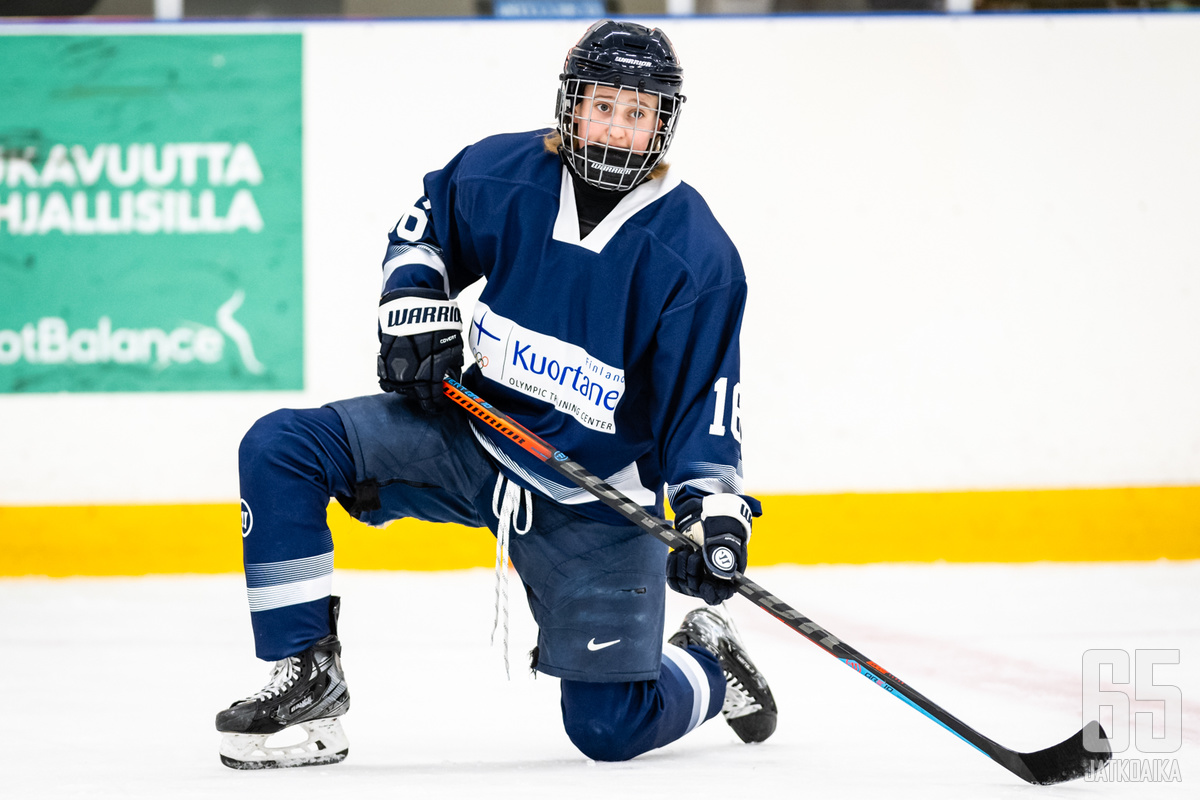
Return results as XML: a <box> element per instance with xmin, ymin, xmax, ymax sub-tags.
<box><xmin>587</xmin><ymin>638</ymin><xmax>620</xmax><ymax>651</ymax></box>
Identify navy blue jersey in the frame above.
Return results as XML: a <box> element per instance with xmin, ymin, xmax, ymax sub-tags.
<box><xmin>382</xmin><ymin>130</ymin><xmax>759</xmax><ymax>524</ymax></box>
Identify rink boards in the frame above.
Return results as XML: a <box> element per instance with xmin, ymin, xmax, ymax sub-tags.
<box><xmin>2</xmin><ymin>14</ymin><xmax>1199</xmax><ymax>575</ymax></box>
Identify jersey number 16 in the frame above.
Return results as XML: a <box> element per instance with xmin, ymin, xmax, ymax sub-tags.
<box><xmin>708</xmin><ymin>377</ymin><xmax>742</xmax><ymax>443</ymax></box>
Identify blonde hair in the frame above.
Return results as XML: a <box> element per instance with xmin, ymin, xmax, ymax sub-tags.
<box><xmin>543</xmin><ymin>131</ymin><xmax>670</xmax><ymax>181</ymax></box>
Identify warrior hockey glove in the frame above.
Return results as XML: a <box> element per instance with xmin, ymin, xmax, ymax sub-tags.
<box><xmin>377</xmin><ymin>287</ymin><xmax>463</xmax><ymax>413</ymax></box>
<box><xmin>666</xmin><ymin>494</ymin><xmax>753</xmax><ymax>606</ymax></box>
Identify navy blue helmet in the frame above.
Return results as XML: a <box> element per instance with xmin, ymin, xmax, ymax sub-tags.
<box><xmin>556</xmin><ymin>20</ymin><xmax>686</xmax><ymax>191</ymax></box>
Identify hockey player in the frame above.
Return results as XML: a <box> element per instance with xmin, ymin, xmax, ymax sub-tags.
<box><xmin>216</xmin><ymin>19</ymin><xmax>777</xmax><ymax>769</ymax></box>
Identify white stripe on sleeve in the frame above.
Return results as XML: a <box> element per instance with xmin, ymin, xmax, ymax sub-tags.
<box><xmin>382</xmin><ymin>244</ymin><xmax>450</xmax><ymax>296</ymax></box>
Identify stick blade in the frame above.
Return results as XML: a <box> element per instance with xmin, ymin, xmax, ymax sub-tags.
<box><xmin>1014</xmin><ymin>720</ymin><xmax>1112</xmax><ymax>785</ymax></box>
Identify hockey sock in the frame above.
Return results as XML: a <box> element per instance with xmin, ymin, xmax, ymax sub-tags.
<box><xmin>559</xmin><ymin>644</ymin><xmax>724</xmax><ymax>761</ymax></box>
<box><xmin>239</xmin><ymin>407</ymin><xmax>356</xmax><ymax>661</ymax></box>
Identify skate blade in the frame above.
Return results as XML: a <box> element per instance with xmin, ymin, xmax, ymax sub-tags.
<box><xmin>219</xmin><ymin>718</ymin><xmax>349</xmax><ymax>770</ymax></box>
<box><xmin>724</xmin><ymin>701</ymin><xmax>764</xmax><ymax>720</ymax></box>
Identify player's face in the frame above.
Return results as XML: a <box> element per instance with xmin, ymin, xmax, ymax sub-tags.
<box><xmin>573</xmin><ymin>84</ymin><xmax>662</xmax><ymax>154</ymax></box>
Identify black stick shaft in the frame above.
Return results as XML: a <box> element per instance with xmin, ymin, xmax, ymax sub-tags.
<box><xmin>442</xmin><ymin>378</ymin><xmax>1111</xmax><ymax>784</ymax></box>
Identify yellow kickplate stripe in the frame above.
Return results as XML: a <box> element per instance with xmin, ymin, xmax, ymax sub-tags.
<box><xmin>753</xmin><ymin>486</ymin><xmax>1200</xmax><ymax>564</ymax></box>
<box><xmin>0</xmin><ymin>503</ymin><xmax>496</xmax><ymax>577</ymax></box>
<box><xmin>2</xmin><ymin>485</ymin><xmax>1197</xmax><ymax>577</ymax></box>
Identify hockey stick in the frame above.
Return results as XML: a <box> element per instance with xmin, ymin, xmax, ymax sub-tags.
<box><xmin>443</xmin><ymin>377</ymin><xmax>1112</xmax><ymax>785</ymax></box>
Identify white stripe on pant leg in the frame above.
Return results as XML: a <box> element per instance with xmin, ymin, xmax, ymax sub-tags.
<box><xmin>247</xmin><ymin>574</ymin><xmax>334</xmax><ymax>612</ymax></box>
<box><xmin>662</xmin><ymin>643</ymin><xmax>711</xmax><ymax>735</ymax></box>
<box><xmin>245</xmin><ymin>551</ymin><xmax>335</xmax><ymax>586</ymax></box>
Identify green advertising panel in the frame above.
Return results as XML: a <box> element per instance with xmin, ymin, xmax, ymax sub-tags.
<box><xmin>0</xmin><ymin>34</ymin><xmax>302</xmax><ymax>392</ymax></box>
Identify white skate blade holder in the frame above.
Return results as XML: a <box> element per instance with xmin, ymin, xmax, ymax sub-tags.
<box><xmin>219</xmin><ymin>718</ymin><xmax>349</xmax><ymax>770</ymax></box>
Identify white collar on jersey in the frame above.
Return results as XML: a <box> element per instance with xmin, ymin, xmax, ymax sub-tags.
<box><xmin>552</xmin><ymin>164</ymin><xmax>682</xmax><ymax>254</ymax></box>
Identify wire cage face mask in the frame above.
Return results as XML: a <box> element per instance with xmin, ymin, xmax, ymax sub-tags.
<box><xmin>556</xmin><ymin>78</ymin><xmax>683</xmax><ymax>192</ymax></box>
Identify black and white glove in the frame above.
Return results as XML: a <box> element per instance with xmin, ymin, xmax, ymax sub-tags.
<box><xmin>377</xmin><ymin>287</ymin><xmax>463</xmax><ymax>413</ymax></box>
<box><xmin>666</xmin><ymin>494</ymin><xmax>753</xmax><ymax>606</ymax></box>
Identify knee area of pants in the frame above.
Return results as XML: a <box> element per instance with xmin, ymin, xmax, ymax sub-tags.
<box><xmin>563</xmin><ymin>714</ymin><xmax>640</xmax><ymax>763</ymax></box>
<box><xmin>240</xmin><ymin>409</ymin><xmax>307</xmax><ymax>464</ymax></box>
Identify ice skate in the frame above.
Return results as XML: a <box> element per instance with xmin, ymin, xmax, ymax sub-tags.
<box><xmin>669</xmin><ymin>606</ymin><xmax>778</xmax><ymax>743</ymax></box>
<box><xmin>216</xmin><ymin>633</ymin><xmax>350</xmax><ymax>769</ymax></box>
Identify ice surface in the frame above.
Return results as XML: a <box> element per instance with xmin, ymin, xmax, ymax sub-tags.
<box><xmin>2</xmin><ymin>562</ymin><xmax>1196</xmax><ymax>799</ymax></box>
